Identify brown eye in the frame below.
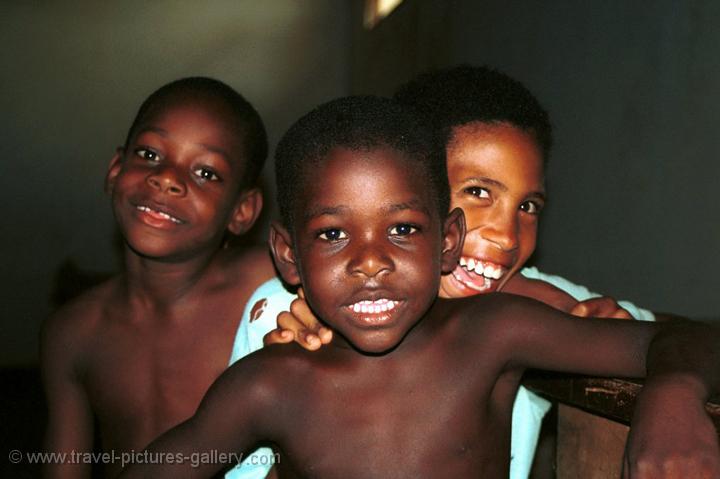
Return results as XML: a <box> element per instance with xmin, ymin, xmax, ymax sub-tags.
<box><xmin>520</xmin><ymin>201</ymin><xmax>542</xmax><ymax>215</ymax></box>
<box><xmin>135</xmin><ymin>148</ymin><xmax>159</xmax><ymax>162</ymax></box>
<box><xmin>193</xmin><ymin>168</ymin><xmax>221</xmax><ymax>182</ymax></box>
<box><xmin>318</xmin><ymin>229</ymin><xmax>347</xmax><ymax>242</ymax></box>
<box><xmin>389</xmin><ymin>224</ymin><xmax>417</xmax><ymax>236</ymax></box>
<box><xmin>464</xmin><ymin>186</ymin><xmax>490</xmax><ymax>199</ymax></box>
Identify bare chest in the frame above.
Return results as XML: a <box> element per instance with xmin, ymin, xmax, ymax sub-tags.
<box><xmin>276</xmin><ymin>352</ymin><xmax>519</xmax><ymax>478</ymax></box>
<box><xmin>83</xmin><ymin>307</ymin><xmax>241</xmax><ymax>451</ymax></box>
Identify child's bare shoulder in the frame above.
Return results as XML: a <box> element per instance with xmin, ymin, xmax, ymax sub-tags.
<box><xmin>213</xmin><ymin>245</ymin><xmax>275</xmax><ymax>289</ymax></box>
<box><xmin>447</xmin><ymin>293</ymin><xmax>558</xmax><ymax>343</ymax></box>
<box><xmin>41</xmin><ymin>276</ymin><xmax>123</xmax><ymax>371</ymax></box>
<box><xmin>44</xmin><ymin>277</ymin><xmax>120</xmax><ymax>336</ymax></box>
<box><xmin>211</xmin><ymin>344</ymin><xmax>316</xmax><ymax>415</ymax></box>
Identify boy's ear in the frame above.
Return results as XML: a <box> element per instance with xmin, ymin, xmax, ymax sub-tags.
<box><xmin>269</xmin><ymin>222</ymin><xmax>301</xmax><ymax>286</ymax></box>
<box><xmin>104</xmin><ymin>148</ymin><xmax>124</xmax><ymax>194</ymax></box>
<box><xmin>440</xmin><ymin>207</ymin><xmax>466</xmax><ymax>274</ymax></box>
<box><xmin>227</xmin><ymin>188</ymin><xmax>263</xmax><ymax>236</ymax></box>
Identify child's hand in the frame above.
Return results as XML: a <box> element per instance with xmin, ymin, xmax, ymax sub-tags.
<box><xmin>623</xmin><ymin>380</ymin><xmax>720</xmax><ymax>478</ymax></box>
<box><xmin>263</xmin><ymin>288</ymin><xmax>333</xmax><ymax>351</ymax></box>
<box><xmin>570</xmin><ymin>297</ymin><xmax>633</xmax><ymax>319</ymax></box>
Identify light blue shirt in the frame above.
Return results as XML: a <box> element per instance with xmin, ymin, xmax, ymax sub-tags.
<box><xmin>225</xmin><ymin>279</ymin><xmax>295</xmax><ymax>479</ymax></box>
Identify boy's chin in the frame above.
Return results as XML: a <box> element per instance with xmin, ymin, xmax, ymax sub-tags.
<box><xmin>337</xmin><ymin>331</ymin><xmax>405</xmax><ymax>356</ymax></box>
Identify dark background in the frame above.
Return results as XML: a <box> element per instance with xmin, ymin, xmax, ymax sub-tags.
<box><xmin>4</xmin><ymin>1</ymin><xmax>719</xmax><ymax>369</ymax></box>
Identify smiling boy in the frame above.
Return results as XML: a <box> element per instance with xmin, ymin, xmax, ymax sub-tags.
<box><xmin>121</xmin><ymin>96</ymin><xmax>720</xmax><ymax>479</ymax></box>
<box><xmin>263</xmin><ymin>65</ymin><xmax>656</xmax><ymax>478</ymax></box>
<box><xmin>41</xmin><ymin>78</ymin><xmax>276</xmax><ymax>478</ymax></box>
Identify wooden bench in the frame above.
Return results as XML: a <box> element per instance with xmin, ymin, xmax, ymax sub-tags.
<box><xmin>524</xmin><ymin>372</ymin><xmax>720</xmax><ymax>479</ymax></box>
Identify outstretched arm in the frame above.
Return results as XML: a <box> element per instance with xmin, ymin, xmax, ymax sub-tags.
<box><xmin>496</xmin><ymin>296</ymin><xmax>720</xmax><ymax>478</ymax></box>
<box><xmin>265</xmin><ymin>273</ymin><xmax>640</xmax><ymax>351</ymax></box>
<box><xmin>119</xmin><ymin>355</ymin><xmax>274</xmax><ymax>478</ymax></box>
<box><xmin>623</xmin><ymin>320</ymin><xmax>720</xmax><ymax>478</ymax></box>
<box><xmin>505</xmin><ymin>272</ymin><xmax>634</xmax><ymax>319</ymax></box>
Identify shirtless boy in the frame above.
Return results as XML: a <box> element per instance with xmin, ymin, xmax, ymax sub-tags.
<box><xmin>41</xmin><ymin>77</ymin><xmax>276</xmax><ymax>478</ymax></box>
<box><xmin>263</xmin><ymin>65</ymin><xmax>659</xmax><ymax>478</ymax></box>
<box><xmin>121</xmin><ymin>96</ymin><xmax>720</xmax><ymax>479</ymax></box>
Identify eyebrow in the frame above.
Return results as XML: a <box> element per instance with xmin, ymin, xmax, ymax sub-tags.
<box><xmin>463</xmin><ymin>176</ymin><xmax>546</xmax><ymax>200</ymax></box>
<box><xmin>387</xmin><ymin>199</ymin><xmax>430</xmax><ymax>214</ymax></box>
<box><xmin>463</xmin><ymin>176</ymin><xmax>508</xmax><ymax>192</ymax></box>
<box><xmin>302</xmin><ymin>199</ymin><xmax>430</xmax><ymax>222</ymax></box>
<box><xmin>135</xmin><ymin>127</ymin><xmax>233</xmax><ymax>164</ymax></box>
<box><xmin>302</xmin><ymin>205</ymin><xmax>350</xmax><ymax>221</ymax></box>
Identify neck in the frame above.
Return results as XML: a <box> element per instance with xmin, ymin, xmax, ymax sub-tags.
<box><xmin>121</xmin><ymin>245</ymin><xmax>219</xmax><ymax>308</ymax></box>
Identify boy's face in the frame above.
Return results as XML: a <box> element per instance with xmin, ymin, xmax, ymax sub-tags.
<box><xmin>439</xmin><ymin>122</ymin><xmax>545</xmax><ymax>298</ymax></box>
<box><xmin>273</xmin><ymin>147</ymin><xmax>462</xmax><ymax>354</ymax></box>
<box><xmin>106</xmin><ymin>97</ymin><xmax>253</xmax><ymax>261</ymax></box>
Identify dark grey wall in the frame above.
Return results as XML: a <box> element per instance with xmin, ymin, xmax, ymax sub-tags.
<box><xmin>352</xmin><ymin>0</ymin><xmax>720</xmax><ymax>320</ymax></box>
<box><xmin>0</xmin><ymin>1</ymin><xmax>350</xmax><ymax>366</ymax></box>
<box><xmin>4</xmin><ymin>0</ymin><xmax>719</xmax><ymax>366</ymax></box>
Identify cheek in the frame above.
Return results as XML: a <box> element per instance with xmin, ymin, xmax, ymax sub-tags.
<box><xmin>458</xmin><ymin>205</ymin><xmax>490</xmax><ymax>233</ymax></box>
<box><xmin>191</xmin><ymin>189</ymin><xmax>234</xmax><ymax>222</ymax></box>
<box><xmin>516</xmin><ymin>221</ymin><xmax>538</xmax><ymax>263</ymax></box>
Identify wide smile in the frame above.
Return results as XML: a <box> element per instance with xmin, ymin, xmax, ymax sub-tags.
<box><xmin>345</xmin><ymin>298</ymin><xmax>402</xmax><ymax>326</ymax></box>
<box><xmin>133</xmin><ymin>203</ymin><xmax>185</xmax><ymax>227</ymax></box>
<box><xmin>450</xmin><ymin>256</ymin><xmax>509</xmax><ymax>293</ymax></box>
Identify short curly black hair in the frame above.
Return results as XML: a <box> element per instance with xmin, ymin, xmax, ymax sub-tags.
<box><xmin>124</xmin><ymin>77</ymin><xmax>268</xmax><ymax>188</ymax></box>
<box><xmin>275</xmin><ymin>95</ymin><xmax>448</xmax><ymax>231</ymax></box>
<box><xmin>393</xmin><ymin>65</ymin><xmax>552</xmax><ymax>161</ymax></box>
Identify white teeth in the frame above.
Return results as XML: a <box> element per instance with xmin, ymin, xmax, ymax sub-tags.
<box><xmin>460</xmin><ymin>257</ymin><xmax>507</xmax><ymax>281</ymax></box>
<box><xmin>349</xmin><ymin>299</ymin><xmax>398</xmax><ymax>315</ymax></box>
<box><xmin>483</xmin><ymin>264</ymin><xmax>494</xmax><ymax>278</ymax></box>
<box><xmin>137</xmin><ymin>205</ymin><xmax>181</xmax><ymax>224</ymax></box>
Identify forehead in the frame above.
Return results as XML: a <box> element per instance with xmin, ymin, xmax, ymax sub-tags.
<box><xmin>296</xmin><ymin>147</ymin><xmax>435</xmax><ymax>220</ymax></box>
<box><xmin>447</xmin><ymin>122</ymin><xmax>544</xmax><ymax>189</ymax></box>
<box><xmin>134</xmin><ymin>96</ymin><xmax>247</xmax><ymax>164</ymax></box>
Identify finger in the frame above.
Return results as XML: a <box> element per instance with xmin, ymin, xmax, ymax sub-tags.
<box><xmin>298</xmin><ymin>331</ymin><xmax>322</xmax><ymax>351</ymax></box>
<box><xmin>263</xmin><ymin>328</ymin><xmax>294</xmax><ymax>346</ymax></box>
<box><xmin>290</xmin><ymin>297</ymin><xmax>313</xmax><ymax>318</ymax></box>
<box><xmin>277</xmin><ymin>311</ymin><xmax>306</xmax><ymax>332</ymax></box>
<box><xmin>317</xmin><ymin>327</ymin><xmax>334</xmax><ymax>344</ymax></box>
<box><xmin>298</xmin><ymin>287</ymin><xmax>305</xmax><ymax>300</ymax></box>
<box><xmin>289</xmin><ymin>299</ymin><xmax>321</xmax><ymax>330</ymax></box>
<box><xmin>610</xmin><ymin>308</ymin><xmax>633</xmax><ymax>320</ymax></box>
<box><xmin>277</xmin><ymin>313</ymin><xmax>320</xmax><ymax>350</ymax></box>
<box><xmin>570</xmin><ymin>301</ymin><xmax>590</xmax><ymax>317</ymax></box>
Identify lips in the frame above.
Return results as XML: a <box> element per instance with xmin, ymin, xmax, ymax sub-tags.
<box><xmin>345</xmin><ymin>298</ymin><xmax>401</xmax><ymax>326</ymax></box>
<box><xmin>132</xmin><ymin>201</ymin><xmax>186</xmax><ymax>228</ymax></box>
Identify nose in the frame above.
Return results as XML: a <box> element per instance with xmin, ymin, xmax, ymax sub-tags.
<box><xmin>481</xmin><ymin>209</ymin><xmax>519</xmax><ymax>252</ymax></box>
<box><xmin>146</xmin><ymin>166</ymin><xmax>186</xmax><ymax>196</ymax></box>
<box><xmin>347</xmin><ymin>241</ymin><xmax>394</xmax><ymax>279</ymax></box>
